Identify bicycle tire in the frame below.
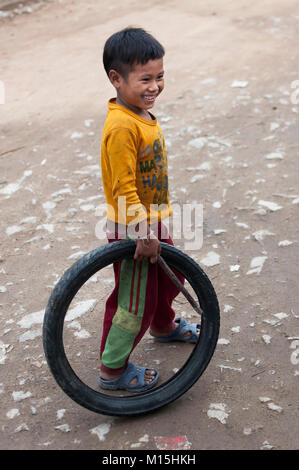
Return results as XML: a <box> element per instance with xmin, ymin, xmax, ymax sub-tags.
<box><xmin>43</xmin><ymin>240</ymin><xmax>220</xmax><ymax>416</ymax></box>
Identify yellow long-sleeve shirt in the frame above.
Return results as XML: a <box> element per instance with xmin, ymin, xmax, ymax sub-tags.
<box><xmin>101</xmin><ymin>99</ymin><xmax>172</xmax><ymax>226</ymax></box>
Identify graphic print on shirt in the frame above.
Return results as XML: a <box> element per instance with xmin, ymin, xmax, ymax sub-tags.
<box><xmin>139</xmin><ymin>130</ymin><xmax>169</xmax><ymax>208</ymax></box>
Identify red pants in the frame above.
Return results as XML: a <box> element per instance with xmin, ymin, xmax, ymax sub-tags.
<box><xmin>100</xmin><ymin>223</ymin><xmax>184</xmax><ymax>375</ymax></box>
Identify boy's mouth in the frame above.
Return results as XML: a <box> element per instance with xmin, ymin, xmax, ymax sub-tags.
<box><xmin>143</xmin><ymin>95</ymin><xmax>157</xmax><ymax>105</ymax></box>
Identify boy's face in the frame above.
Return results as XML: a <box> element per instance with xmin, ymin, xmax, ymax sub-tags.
<box><xmin>109</xmin><ymin>58</ymin><xmax>164</xmax><ymax>116</ymax></box>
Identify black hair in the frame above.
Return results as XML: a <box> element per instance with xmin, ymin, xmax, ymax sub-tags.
<box><xmin>103</xmin><ymin>27</ymin><xmax>165</xmax><ymax>79</ymax></box>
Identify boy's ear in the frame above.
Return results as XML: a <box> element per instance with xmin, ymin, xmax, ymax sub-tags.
<box><xmin>108</xmin><ymin>69</ymin><xmax>122</xmax><ymax>88</ymax></box>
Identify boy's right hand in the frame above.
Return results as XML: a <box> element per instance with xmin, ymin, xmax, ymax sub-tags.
<box><xmin>134</xmin><ymin>236</ymin><xmax>161</xmax><ymax>264</ymax></box>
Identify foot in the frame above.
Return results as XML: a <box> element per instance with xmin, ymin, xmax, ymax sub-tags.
<box><xmin>150</xmin><ymin>323</ymin><xmax>197</xmax><ymax>338</ymax></box>
<box><xmin>149</xmin><ymin>318</ymin><xmax>200</xmax><ymax>343</ymax></box>
<box><xmin>100</xmin><ymin>367</ymin><xmax>156</xmax><ymax>387</ymax></box>
<box><xmin>98</xmin><ymin>362</ymin><xmax>159</xmax><ymax>392</ymax></box>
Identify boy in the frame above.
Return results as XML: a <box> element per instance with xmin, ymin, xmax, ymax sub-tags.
<box><xmin>99</xmin><ymin>27</ymin><xmax>199</xmax><ymax>392</ymax></box>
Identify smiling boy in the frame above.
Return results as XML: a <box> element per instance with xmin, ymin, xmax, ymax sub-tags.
<box><xmin>99</xmin><ymin>27</ymin><xmax>199</xmax><ymax>392</ymax></box>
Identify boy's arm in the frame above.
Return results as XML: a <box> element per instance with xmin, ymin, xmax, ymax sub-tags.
<box><xmin>106</xmin><ymin>128</ymin><xmax>160</xmax><ymax>263</ymax></box>
<box><xmin>133</xmin><ymin>222</ymin><xmax>161</xmax><ymax>264</ymax></box>
<box><xmin>107</xmin><ymin>128</ymin><xmax>147</xmax><ymax>223</ymax></box>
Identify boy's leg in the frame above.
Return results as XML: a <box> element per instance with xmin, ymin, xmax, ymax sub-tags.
<box><xmin>100</xmin><ymin>239</ymin><xmax>159</xmax><ymax>379</ymax></box>
<box><xmin>149</xmin><ymin>223</ymin><xmax>185</xmax><ymax>335</ymax></box>
<box><xmin>149</xmin><ymin>223</ymin><xmax>200</xmax><ymax>340</ymax></box>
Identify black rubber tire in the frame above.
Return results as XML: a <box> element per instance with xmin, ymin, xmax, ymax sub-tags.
<box><xmin>43</xmin><ymin>240</ymin><xmax>220</xmax><ymax>416</ymax></box>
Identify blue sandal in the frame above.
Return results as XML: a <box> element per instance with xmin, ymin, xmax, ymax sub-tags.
<box><xmin>98</xmin><ymin>362</ymin><xmax>159</xmax><ymax>392</ymax></box>
<box><xmin>154</xmin><ymin>318</ymin><xmax>200</xmax><ymax>344</ymax></box>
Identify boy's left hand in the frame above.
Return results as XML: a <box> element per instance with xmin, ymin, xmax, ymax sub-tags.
<box><xmin>134</xmin><ymin>236</ymin><xmax>161</xmax><ymax>264</ymax></box>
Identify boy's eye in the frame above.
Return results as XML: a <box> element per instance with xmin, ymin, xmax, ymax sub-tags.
<box><xmin>141</xmin><ymin>75</ymin><xmax>164</xmax><ymax>82</ymax></box>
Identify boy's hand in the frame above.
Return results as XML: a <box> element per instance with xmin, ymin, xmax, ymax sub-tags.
<box><xmin>134</xmin><ymin>235</ymin><xmax>161</xmax><ymax>264</ymax></box>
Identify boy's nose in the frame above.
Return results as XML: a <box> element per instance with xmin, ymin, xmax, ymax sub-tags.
<box><xmin>148</xmin><ymin>81</ymin><xmax>159</xmax><ymax>92</ymax></box>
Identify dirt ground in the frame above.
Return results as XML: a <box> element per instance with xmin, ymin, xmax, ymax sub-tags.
<box><xmin>0</xmin><ymin>0</ymin><xmax>298</xmax><ymax>452</ymax></box>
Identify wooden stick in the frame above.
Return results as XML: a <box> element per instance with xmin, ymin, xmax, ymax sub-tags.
<box><xmin>0</xmin><ymin>146</ymin><xmax>25</xmax><ymax>157</ymax></box>
<box><xmin>157</xmin><ymin>255</ymin><xmax>202</xmax><ymax>315</ymax></box>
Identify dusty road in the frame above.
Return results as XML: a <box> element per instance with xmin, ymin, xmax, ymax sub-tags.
<box><xmin>0</xmin><ymin>0</ymin><xmax>298</xmax><ymax>451</ymax></box>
